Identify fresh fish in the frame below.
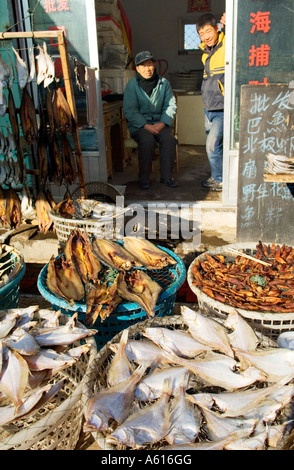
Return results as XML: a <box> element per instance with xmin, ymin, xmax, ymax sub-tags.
<box><xmin>117</xmin><ymin>270</ymin><xmax>162</xmax><ymax>318</ymax></box>
<box><xmin>23</xmin><ymin>344</ymin><xmax>90</xmax><ymax>371</ymax></box>
<box><xmin>85</xmin><ymin>277</ymin><xmax>122</xmax><ymax>325</ymax></box>
<box><xmin>33</xmin><ymin>313</ymin><xmax>97</xmax><ymax>347</ymax></box>
<box><xmin>5</xmin><ymin>186</ymin><xmax>22</xmax><ymax>228</ymax></box>
<box><xmin>277</xmin><ymin>331</ymin><xmax>294</xmax><ymax>350</ymax></box>
<box><xmin>61</xmin><ymin>134</ymin><xmax>77</xmax><ymax>186</ymax></box>
<box><xmin>106</xmin><ymin>379</ymin><xmax>172</xmax><ymax>448</ymax></box>
<box><xmin>43</xmin><ymin>42</ymin><xmax>55</xmax><ymax>88</ymax></box>
<box><xmin>187</xmin><ymin>378</ymin><xmax>290</xmax><ymax>418</ymax></box>
<box><xmin>4</xmin><ymin>328</ymin><xmax>40</xmax><ymax>356</ymax></box>
<box><xmin>199</xmin><ymin>405</ymin><xmax>257</xmax><ymax>441</ymax></box>
<box><xmin>143</xmin><ymin>326</ymin><xmax>211</xmax><ymax>358</ymax></box>
<box><xmin>165</xmin><ymin>385</ymin><xmax>202</xmax><ymax>445</ymax></box>
<box><xmin>92</xmin><ymin>238</ymin><xmax>143</xmax><ymax>271</ymax></box>
<box><xmin>0</xmin><ymin>312</ymin><xmax>19</xmax><ymax>339</ymax></box>
<box><xmin>181</xmin><ymin>306</ymin><xmax>234</xmax><ymax>358</ymax></box>
<box><xmin>19</xmin><ymin>86</ymin><xmax>38</xmax><ymax>145</ymax></box>
<box><xmin>123</xmin><ymin>237</ymin><xmax>177</xmax><ymax>269</ymax></box>
<box><xmin>109</xmin><ymin>338</ymin><xmax>174</xmax><ymax>368</ymax></box>
<box><xmin>0</xmin><ymin>380</ymin><xmax>64</xmax><ymax>427</ymax></box>
<box><xmin>134</xmin><ymin>366</ymin><xmax>189</xmax><ymax>401</ymax></box>
<box><xmin>83</xmin><ymin>364</ymin><xmax>147</xmax><ymax>433</ymax></box>
<box><xmin>234</xmin><ymin>347</ymin><xmax>294</xmax><ymax>382</ymax></box>
<box><xmin>224</xmin><ymin>310</ymin><xmax>259</xmax><ymax>351</ymax></box>
<box><xmin>47</xmin><ymin>255</ymin><xmax>85</xmax><ymax>302</ymax></box>
<box><xmin>11</xmin><ymin>46</ymin><xmax>28</xmax><ymax>89</ymax></box>
<box><xmin>0</xmin><ymin>348</ymin><xmax>30</xmax><ymax>407</ymax></box>
<box><xmin>52</xmin><ymin>86</ymin><xmax>72</xmax><ymax>134</ymax></box>
<box><xmin>174</xmin><ymin>352</ymin><xmax>267</xmax><ymax>391</ymax></box>
<box><xmin>64</xmin><ymin>229</ymin><xmax>101</xmax><ymax>284</ymax></box>
<box><xmin>35</xmin><ymin>190</ymin><xmax>53</xmax><ymax>233</ymax></box>
<box><xmin>107</xmin><ymin>329</ymin><xmax>133</xmax><ymax>387</ymax></box>
<box><xmin>0</xmin><ymin>53</ymin><xmax>10</xmax><ymax>87</ymax></box>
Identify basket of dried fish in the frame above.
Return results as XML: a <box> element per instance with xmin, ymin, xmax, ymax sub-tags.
<box><xmin>0</xmin><ymin>244</ymin><xmax>26</xmax><ymax>309</ymax></box>
<box><xmin>188</xmin><ymin>242</ymin><xmax>294</xmax><ymax>340</ymax></box>
<box><xmin>0</xmin><ymin>306</ymin><xmax>97</xmax><ymax>450</ymax></box>
<box><xmin>49</xmin><ymin>187</ymin><xmax>127</xmax><ymax>245</ymax></box>
<box><xmin>82</xmin><ymin>307</ymin><xmax>294</xmax><ymax>451</ymax></box>
<box><xmin>37</xmin><ymin>232</ymin><xmax>186</xmax><ymax>349</ymax></box>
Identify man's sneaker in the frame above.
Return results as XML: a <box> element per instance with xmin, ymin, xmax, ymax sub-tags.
<box><xmin>201</xmin><ymin>177</ymin><xmax>223</xmax><ymax>192</ymax></box>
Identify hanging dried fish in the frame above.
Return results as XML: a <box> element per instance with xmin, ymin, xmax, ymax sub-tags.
<box><xmin>28</xmin><ymin>47</ymin><xmax>36</xmax><ymax>83</ymax></box>
<box><xmin>48</xmin><ymin>136</ymin><xmax>63</xmax><ymax>186</ymax></box>
<box><xmin>43</xmin><ymin>42</ymin><xmax>55</xmax><ymax>88</ymax></box>
<box><xmin>35</xmin><ymin>190</ymin><xmax>53</xmax><ymax>233</ymax></box>
<box><xmin>5</xmin><ymin>186</ymin><xmax>22</xmax><ymax>229</ymax></box>
<box><xmin>0</xmin><ymin>186</ymin><xmax>8</xmax><ymax>227</ymax></box>
<box><xmin>0</xmin><ymin>53</ymin><xmax>10</xmax><ymax>88</ymax></box>
<box><xmin>37</xmin><ymin>140</ymin><xmax>48</xmax><ymax>186</ymax></box>
<box><xmin>52</xmin><ymin>86</ymin><xmax>72</xmax><ymax>134</ymax></box>
<box><xmin>45</xmin><ymin>189</ymin><xmax>56</xmax><ymax>209</ymax></box>
<box><xmin>36</xmin><ymin>44</ymin><xmax>47</xmax><ymax>85</ymax></box>
<box><xmin>61</xmin><ymin>134</ymin><xmax>77</xmax><ymax>186</ymax></box>
<box><xmin>19</xmin><ymin>86</ymin><xmax>38</xmax><ymax>145</ymax></box>
<box><xmin>11</xmin><ymin>46</ymin><xmax>28</xmax><ymax>89</ymax></box>
<box><xmin>46</xmin><ymin>87</ymin><xmax>55</xmax><ymax>137</ymax></box>
<box><xmin>8</xmin><ymin>86</ymin><xmax>24</xmax><ymax>183</ymax></box>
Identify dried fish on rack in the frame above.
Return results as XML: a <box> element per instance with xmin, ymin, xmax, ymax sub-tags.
<box><xmin>48</xmin><ymin>136</ymin><xmax>63</xmax><ymax>186</ymax></box>
<box><xmin>35</xmin><ymin>190</ymin><xmax>53</xmax><ymax>233</ymax></box>
<box><xmin>61</xmin><ymin>134</ymin><xmax>77</xmax><ymax>186</ymax></box>
<box><xmin>11</xmin><ymin>46</ymin><xmax>28</xmax><ymax>89</ymax></box>
<box><xmin>5</xmin><ymin>186</ymin><xmax>21</xmax><ymax>229</ymax></box>
<box><xmin>19</xmin><ymin>86</ymin><xmax>38</xmax><ymax>145</ymax></box>
<box><xmin>53</xmin><ymin>86</ymin><xmax>72</xmax><ymax>134</ymax></box>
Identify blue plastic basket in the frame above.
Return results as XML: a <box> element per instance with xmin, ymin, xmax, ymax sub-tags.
<box><xmin>37</xmin><ymin>245</ymin><xmax>186</xmax><ymax>349</ymax></box>
<box><xmin>0</xmin><ymin>247</ymin><xmax>26</xmax><ymax>309</ymax></box>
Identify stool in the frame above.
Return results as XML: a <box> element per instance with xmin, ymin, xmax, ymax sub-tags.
<box><xmin>124</xmin><ymin>136</ymin><xmax>179</xmax><ymax>173</ymax></box>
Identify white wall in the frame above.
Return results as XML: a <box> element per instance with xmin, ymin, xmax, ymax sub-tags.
<box><xmin>120</xmin><ymin>0</ymin><xmax>225</xmax><ymax>76</ymax></box>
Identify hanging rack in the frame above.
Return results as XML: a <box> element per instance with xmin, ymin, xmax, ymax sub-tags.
<box><xmin>0</xmin><ymin>29</ymin><xmax>86</xmax><ymax>198</ymax></box>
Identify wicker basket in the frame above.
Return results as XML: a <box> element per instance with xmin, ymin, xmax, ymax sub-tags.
<box><xmin>0</xmin><ymin>310</ymin><xmax>97</xmax><ymax>450</ymax></box>
<box><xmin>50</xmin><ymin>182</ymin><xmax>124</xmax><ymax>244</ymax></box>
<box><xmin>0</xmin><ymin>245</ymin><xmax>26</xmax><ymax>309</ymax></box>
<box><xmin>82</xmin><ymin>314</ymin><xmax>291</xmax><ymax>451</ymax></box>
<box><xmin>187</xmin><ymin>242</ymin><xmax>294</xmax><ymax>340</ymax></box>
<box><xmin>37</xmin><ymin>246</ymin><xmax>186</xmax><ymax>349</ymax></box>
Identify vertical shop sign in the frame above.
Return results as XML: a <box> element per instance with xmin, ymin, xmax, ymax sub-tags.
<box><xmin>248</xmin><ymin>10</ymin><xmax>271</xmax><ymax>85</ymax></box>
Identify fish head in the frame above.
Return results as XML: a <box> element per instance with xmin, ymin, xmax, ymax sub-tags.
<box><xmin>106</xmin><ymin>428</ymin><xmax>133</xmax><ymax>448</ymax></box>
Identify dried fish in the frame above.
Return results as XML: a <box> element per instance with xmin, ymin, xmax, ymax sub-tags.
<box><xmin>134</xmin><ymin>366</ymin><xmax>189</xmax><ymax>401</ymax></box>
<box><xmin>64</xmin><ymin>229</ymin><xmax>101</xmax><ymax>284</ymax></box>
<box><xmin>35</xmin><ymin>190</ymin><xmax>53</xmax><ymax>233</ymax></box>
<box><xmin>47</xmin><ymin>255</ymin><xmax>85</xmax><ymax>302</ymax></box>
<box><xmin>85</xmin><ymin>277</ymin><xmax>122</xmax><ymax>326</ymax></box>
<box><xmin>43</xmin><ymin>42</ymin><xmax>55</xmax><ymax>88</ymax></box>
<box><xmin>0</xmin><ymin>348</ymin><xmax>30</xmax><ymax>407</ymax></box>
<box><xmin>53</xmin><ymin>86</ymin><xmax>72</xmax><ymax>134</ymax></box>
<box><xmin>5</xmin><ymin>186</ymin><xmax>22</xmax><ymax>229</ymax></box>
<box><xmin>19</xmin><ymin>86</ymin><xmax>38</xmax><ymax>145</ymax></box>
<box><xmin>0</xmin><ymin>312</ymin><xmax>19</xmax><ymax>339</ymax></box>
<box><xmin>107</xmin><ymin>329</ymin><xmax>133</xmax><ymax>387</ymax></box>
<box><xmin>224</xmin><ymin>310</ymin><xmax>259</xmax><ymax>351</ymax></box>
<box><xmin>36</xmin><ymin>44</ymin><xmax>47</xmax><ymax>85</ymax></box>
<box><xmin>61</xmin><ymin>134</ymin><xmax>77</xmax><ymax>186</ymax></box>
<box><xmin>0</xmin><ymin>53</ymin><xmax>10</xmax><ymax>88</ymax></box>
<box><xmin>23</xmin><ymin>344</ymin><xmax>89</xmax><ymax>371</ymax></box>
<box><xmin>48</xmin><ymin>136</ymin><xmax>63</xmax><ymax>186</ymax></box>
<box><xmin>11</xmin><ymin>46</ymin><xmax>28</xmax><ymax>89</ymax></box>
<box><xmin>117</xmin><ymin>270</ymin><xmax>162</xmax><ymax>318</ymax></box>
<box><xmin>0</xmin><ymin>185</ymin><xmax>9</xmax><ymax>226</ymax></box>
<box><xmin>92</xmin><ymin>238</ymin><xmax>143</xmax><ymax>271</ymax></box>
<box><xmin>123</xmin><ymin>237</ymin><xmax>177</xmax><ymax>269</ymax></box>
<box><xmin>109</xmin><ymin>338</ymin><xmax>174</xmax><ymax>368</ymax></box>
<box><xmin>4</xmin><ymin>328</ymin><xmax>40</xmax><ymax>356</ymax></box>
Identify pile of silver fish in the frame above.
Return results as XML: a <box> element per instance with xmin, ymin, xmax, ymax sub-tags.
<box><xmin>266</xmin><ymin>153</ymin><xmax>294</xmax><ymax>175</ymax></box>
<box><xmin>0</xmin><ymin>306</ymin><xmax>96</xmax><ymax>430</ymax></box>
<box><xmin>0</xmin><ymin>244</ymin><xmax>23</xmax><ymax>288</ymax></box>
<box><xmin>46</xmin><ymin>231</ymin><xmax>176</xmax><ymax>326</ymax></box>
<box><xmin>83</xmin><ymin>307</ymin><xmax>294</xmax><ymax>450</ymax></box>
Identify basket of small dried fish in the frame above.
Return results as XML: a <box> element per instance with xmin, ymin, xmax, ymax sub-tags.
<box><xmin>82</xmin><ymin>307</ymin><xmax>294</xmax><ymax>451</ymax></box>
<box><xmin>37</xmin><ymin>232</ymin><xmax>186</xmax><ymax>349</ymax></box>
<box><xmin>49</xmin><ymin>186</ymin><xmax>127</xmax><ymax>245</ymax></box>
<box><xmin>188</xmin><ymin>242</ymin><xmax>294</xmax><ymax>340</ymax></box>
<box><xmin>0</xmin><ymin>244</ymin><xmax>26</xmax><ymax>309</ymax></box>
<box><xmin>0</xmin><ymin>306</ymin><xmax>97</xmax><ymax>450</ymax></box>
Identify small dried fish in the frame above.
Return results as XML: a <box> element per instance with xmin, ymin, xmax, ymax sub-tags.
<box><xmin>43</xmin><ymin>42</ymin><xmax>55</xmax><ymax>88</ymax></box>
<box><xmin>123</xmin><ymin>237</ymin><xmax>177</xmax><ymax>269</ymax></box>
<box><xmin>5</xmin><ymin>186</ymin><xmax>22</xmax><ymax>229</ymax></box>
<box><xmin>11</xmin><ymin>46</ymin><xmax>28</xmax><ymax>89</ymax></box>
<box><xmin>4</xmin><ymin>328</ymin><xmax>40</xmax><ymax>356</ymax></box>
<box><xmin>224</xmin><ymin>310</ymin><xmax>259</xmax><ymax>351</ymax></box>
<box><xmin>85</xmin><ymin>277</ymin><xmax>122</xmax><ymax>326</ymax></box>
<box><xmin>53</xmin><ymin>86</ymin><xmax>72</xmax><ymax>133</ymax></box>
<box><xmin>61</xmin><ymin>134</ymin><xmax>77</xmax><ymax>186</ymax></box>
<box><xmin>64</xmin><ymin>229</ymin><xmax>101</xmax><ymax>284</ymax></box>
<box><xmin>23</xmin><ymin>344</ymin><xmax>89</xmax><ymax>371</ymax></box>
<box><xmin>109</xmin><ymin>338</ymin><xmax>174</xmax><ymax>368</ymax></box>
<box><xmin>19</xmin><ymin>86</ymin><xmax>38</xmax><ymax>145</ymax></box>
<box><xmin>0</xmin><ymin>313</ymin><xmax>19</xmax><ymax>339</ymax></box>
<box><xmin>92</xmin><ymin>238</ymin><xmax>142</xmax><ymax>271</ymax></box>
<box><xmin>35</xmin><ymin>190</ymin><xmax>53</xmax><ymax>233</ymax></box>
<box><xmin>47</xmin><ymin>256</ymin><xmax>85</xmax><ymax>302</ymax></box>
<box><xmin>107</xmin><ymin>329</ymin><xmax>133</xmax><ymax>387</ymax></box>
<box><xmin>134</xmin><ymin>366</ymin><xmax>189</xmax><ymax>401</ymax></box>
<box><xmin>0</xmin><ymin>348</ymin><xmax>30</xmax><ymax>407</ymax></box>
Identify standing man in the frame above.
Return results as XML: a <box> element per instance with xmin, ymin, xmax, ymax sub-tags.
<box><xmin>123</xmin><ymin>51</ymin><xmax>178</xmax><ymax>189</ymax></box>
<box><xmin>197</xmin><ymin>13</ymin><xmax>226</xmax><ymax>192</ymax></box>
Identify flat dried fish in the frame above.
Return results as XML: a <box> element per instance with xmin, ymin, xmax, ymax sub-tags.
<box><xmin>123</xmin><ymin>237</ymin><xmax>177</xmax><ymax>269</ymax></box>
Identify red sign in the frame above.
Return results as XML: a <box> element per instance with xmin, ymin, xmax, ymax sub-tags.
<box><xmin>248</xmin><ymin>10</ymin><xmax>271</xmax><ymax>85</ymax></box>
<box><xmin>188</xmin><ymin>0</ymin><xmax>210</xmax><ymax>13</ymax></box>
<box><xmin>43</xmin><ymin>0</ymin><xmax>70</xmax><ymax>14</ymax></box>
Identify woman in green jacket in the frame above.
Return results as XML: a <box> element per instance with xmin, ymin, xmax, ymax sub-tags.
<box><xmin>123</xmin><ymin>51</ymin><xmax>178</xmax><ymax>189</ymax></box>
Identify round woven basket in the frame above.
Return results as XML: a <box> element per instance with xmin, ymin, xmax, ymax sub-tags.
<box><xmin>0</xmin><ymin>310</ymin><xmax>97</xmax><ymax>450</ymax></box>
<box><xmin>187</xmin><ymin>242</ymin><xmax>294</xmax><ymax>340</ymax></box>
<box><xmin>37</xmin><ymin>245</ymin><xmax>186</xmax><ymax>349</ymax></box>
<box><xmin>0</xmin><ymin>244</ymin><xmax>26</xmax><ymax>309</ymax></box>
<box><xmin>82</xmin><ymin>314</ymin><xmax>291</xmax><ymax>451</ymax></box>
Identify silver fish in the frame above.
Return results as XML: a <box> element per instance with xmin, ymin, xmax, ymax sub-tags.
<box><xmin>109</xmin><ymin>338</ymin><xmax>174</xmax><ymax>368</ymax></box>
<box><xmin>181</xmin><ymin>306</ymin><xmax>234</xmax><ymax>358</ymax></box>
<box><xmin>107</xmin><ymin>329</ymin><xmax>133</xmax><ymax>387</ymax></box>
<box><xmin>4</xmin><ymin>328</ymin><xmax>40</xmax><ymax>356</ymax></box>
<box><xmin>0</xmin><ymin>53</ymin><xmax>10</xmax><ymax>87</ymax></box>
<box><xmin>174</xmin><ymin>352</ymin><xmax>267</xmax><ymax>391</ymax></box>
<box><xmin>0</xmin><ymin>312</ymin><xmax>19</xmax><ymax>339</ymax></box>
<box><xmin>243</xmin><ymin>399</ymin><xmax>284</xmax><ymax>424</ymax></box>
<box><xmin>165</xmin><ymin>385</ymin><xmax>202</xmax><ymax>445</ymax></box>
<box><xmin>162</xmin><ymin>430</ymin><xmax>253</xmax><ymax>450</ymax></box>
<box><xmin>235</xmin><ymin>347</ymin><xmax>294</xmax><ymax>382</ymax></box>
<box><xmin>143</xmin><ymin>326</ymin><xmax>211</xmax><ymax>358</ymax></box>
<box><xmin>267</xmin><ymin>423</ymin><xmax>288</xmax><ymax>448</ymax></box>
<box><xmin>11</xmin><ymin>46</ymin><xmax>28</xmax><ymax>89</ymax></box>
<box><xmin>83</xmin><ymin>364</ymin><xmax>146</xmax><ymax>433</ymax></box>
<box><xmin>225</xmin><ymin>429</ymin><xmax>268</xmax><ymax>450</ymax></box>
<box><xmin>107</xmin><ymin>379</ymin><xmax>172</xmax><ymax>449</ymax></box>
<box><xmin>0</xmin><ymin>348</ymin><xmax>30</xmax><ymax>407</ymax></box>
<box><xmin>27</xmin><ymin>47</ymin><xmax>36</xmax><ymax>83</ymax></box>
<box><xmin>24</xmin><ymin>344</ymin><xmax>89</xmax><ymax>371</ymax></box>
<box><xmin>199</xmin><ymin>406</ymin><xmax>257</xmax><ymax>441</ymax></box>
<box><xmin>36</xmin><ymin>44</ymin><xmax>47</xmax><ymax>85</ymax></box>
<box><xmin>43</xmin><ymin>42</ymin><xmax>55</xmax><ymax>88</ymax></box>
<box><xmin>0</xmin><ymin>91</ymin><xmax>7</xmax><ymax>117</ymax></box>
<box><xmin>277</xmin><ymin>331</ymin><xmax>294</xmax><ymax>350</ymax></box>
<box><xmin>134</xmin><ymin>366</ymin><xmax>189</xmax><ymax>401</ymax></box>
<box><xmin>33</xmin><ymin>313</ymin><xmax>97</xmax><ymax>347</ymax></box>
<box><xmin>224</xmin><ymin>310</ymin><xmax>259</xmax><ymax>351</ymax></box>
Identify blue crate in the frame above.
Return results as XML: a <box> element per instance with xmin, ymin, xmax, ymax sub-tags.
<box><xmin>0</xmin><ymin>261</ymin><xmax>26</xmax><ymax>309</ymax></box>
<box><xmin>37</xmin><ymin>245</ymin><xmax>186</xmax><ymax>349</ymax></box>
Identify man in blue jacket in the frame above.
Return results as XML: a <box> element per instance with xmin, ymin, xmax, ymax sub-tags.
<box><xmin>123</xmin><ymin>51</ymin><xmax>178</xmax><ymax>189</ymax></box>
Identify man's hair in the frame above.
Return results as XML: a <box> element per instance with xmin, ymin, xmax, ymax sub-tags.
<box><xmin>196</xmin><ymin>13</ymin><xmax>218</xmax><ymax>32</ymax></box>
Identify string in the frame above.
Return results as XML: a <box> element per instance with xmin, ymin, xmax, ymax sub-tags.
<box><xmin>2</xmin><ymin>0</ymin><xmax>43</xmax><ymax>36</ymax></box>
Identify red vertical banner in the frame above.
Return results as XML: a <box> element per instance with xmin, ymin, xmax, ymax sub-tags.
<box><xmin>188</xmin><ymin>0</ymin><xmax>211</xmax><ymax>13</ymax></box>
<box><xmin>248</xmin><ymin>10</ymin><xmax>271</xmax><ymax>85</ymax></box>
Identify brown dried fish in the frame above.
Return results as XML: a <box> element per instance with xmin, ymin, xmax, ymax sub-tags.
<box><xmin>0</xmin><ymin>185</ymin><xmax>8</xmax><ymax>226</ymax></box>
<box><xmin>64</xmin><ymin>229</ymin><xmax>101</xmax><ymax>283</ymax></box>
<box><xmin>123</xmin><ymin>237</ymin><xmax>177</xmax><ymax>269</ymax></box>
<box><xmin>19</xmin><ymin>86</ymin><xmax>38</xmax><ymax>145</ymax></box>
<box><xmin>5</xmin><ymin>186</ymin><xmax>21</xmax><ymax>229</ymax></box>
<box><xmin>47</xmin><ymin>256</ymin><xmax>85</xmax><ymax>302</ymax></box>
<box><xmin>53</xmin><ymin>86</ymin><xmax>72</xmax><ymax>134</ymax></box>
<box><xmin>85</xmin><ymin>275</ymin><xmax>122</xmax><ymax>326</ymax></box>
<box><xmin>61</xmin><ymin>134</ymin><xmax>77</xmax><ymax>186</ymax></box>
<box><xmin>48</xmin><ymin>136</ymin><xmax>63</xmax><ymax>186</ymax></box>
<box><xmin>35</xmin><ymin>190</ymin><xmax>53</xmax><ymax>233</ymax></box>
<box><xmin>92</xmin><ymin>238</ymin><xmax>143</xmax><ymax>271</ymax></box>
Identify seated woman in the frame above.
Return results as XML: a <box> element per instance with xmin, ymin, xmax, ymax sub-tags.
<box><xmin>123</xmin><ymin>51</ymin><xmax>178</xmax><ymax>189</ymax></box>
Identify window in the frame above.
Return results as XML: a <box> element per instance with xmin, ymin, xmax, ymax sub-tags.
<box><xmin>179</xmin><ymin>18</ymin><xmax>202</xmax><ymax>54</ymax></box>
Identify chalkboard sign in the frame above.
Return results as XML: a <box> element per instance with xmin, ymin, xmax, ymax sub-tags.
<box><xmin>236</xmin><ymin>84</ymin><xmax>294</xmax><ymax>245</ymax></box>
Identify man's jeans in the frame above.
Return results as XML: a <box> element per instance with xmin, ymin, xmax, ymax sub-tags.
<box><xmin>204</xmin><ymin>110</ymin><xmax>224</xmax><ymax>183</ymax></box>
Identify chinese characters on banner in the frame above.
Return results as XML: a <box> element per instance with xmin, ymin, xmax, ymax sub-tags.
<box><xmin>43</xmin><ymin>0</ymin><xmax>70</xmax><ymax>13</ymax></box>
<box><xmin>248</xmin><ymin>10</ymin><xmax>271</xmax><ymax>85</ymax></box>
<box><xmin>188</xmin><ymin>0</ymin><xmax>210</xmax><ymax>13</ymax></box>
